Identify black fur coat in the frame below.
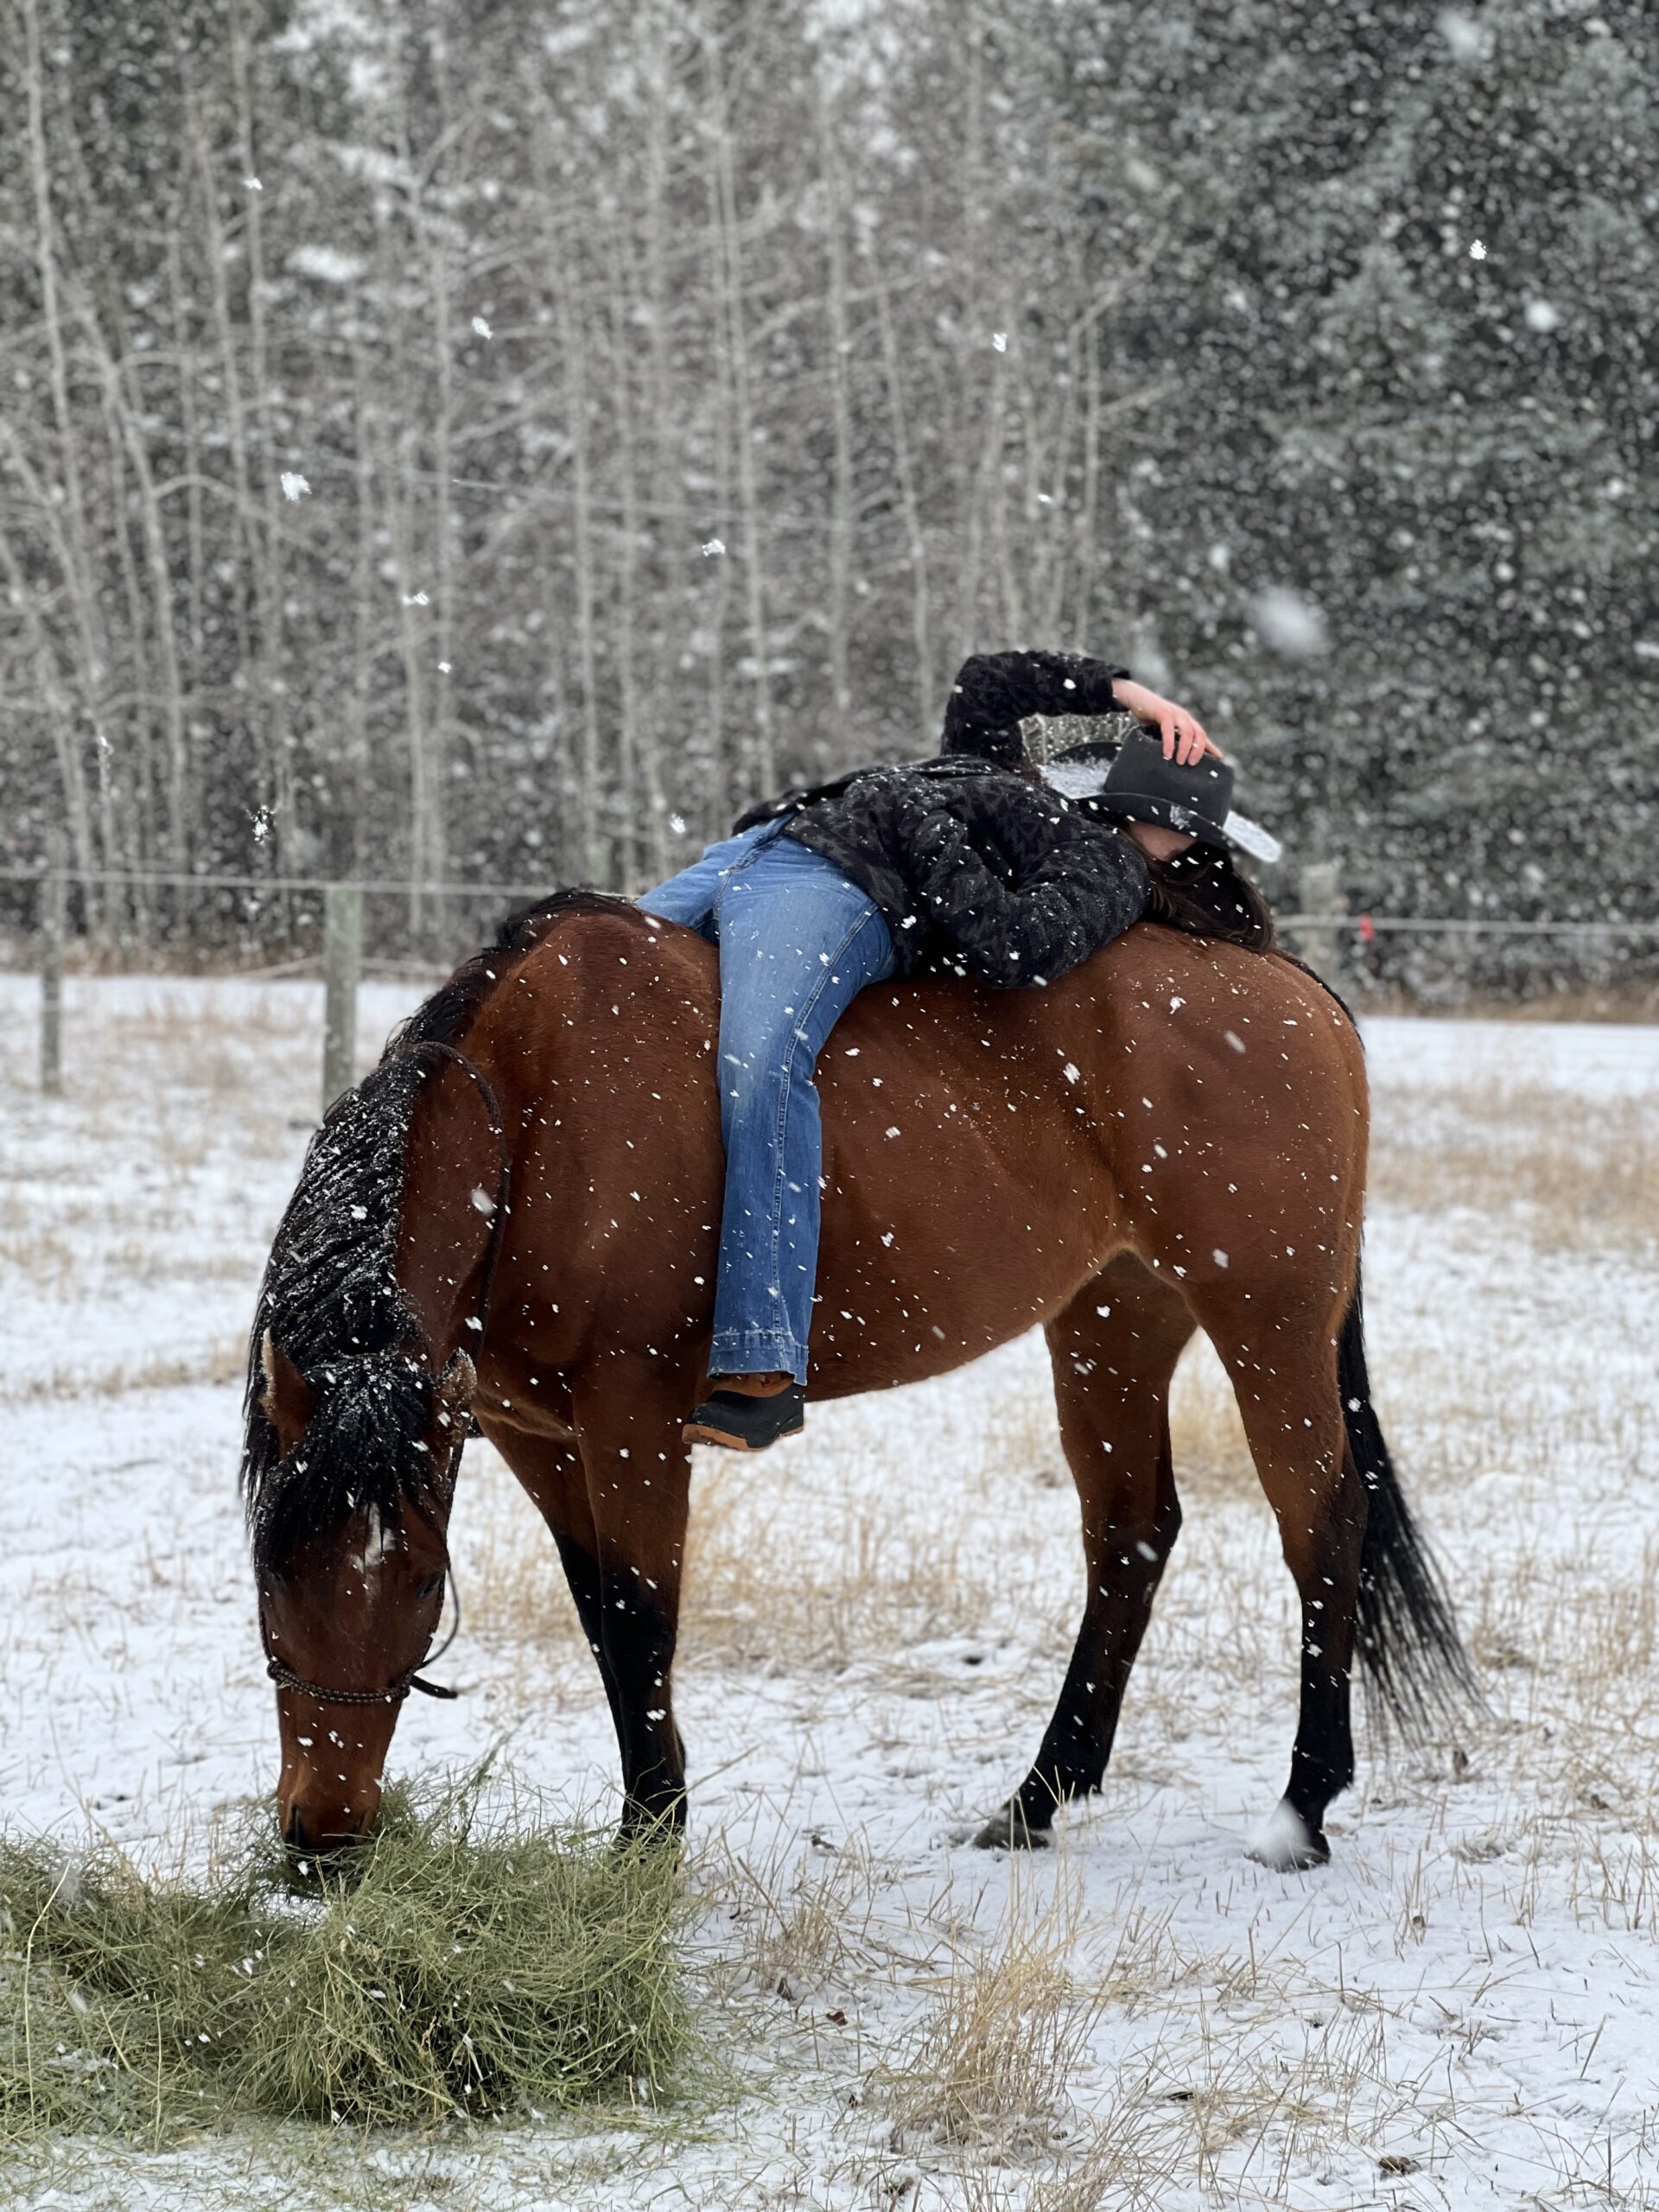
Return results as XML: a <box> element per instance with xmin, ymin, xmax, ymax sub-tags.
<box><xmin>734</xmin><ymin>650</ymin><xmax>1262</xmax><ymax>987</ymax></box>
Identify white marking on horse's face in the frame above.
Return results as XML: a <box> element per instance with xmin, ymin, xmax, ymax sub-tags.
<box><xmin>346</xmin><ymin>1503</ymin><xmax>398</xmax><ymax>1582</ymax></box>
<box><xmin>362</xmin><ymin>1504</ymin><xmax>396</xmax><ymax>1573</ymax></box>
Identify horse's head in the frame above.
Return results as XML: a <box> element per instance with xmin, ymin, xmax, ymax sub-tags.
<box><xmin>251</xmin><ymin>1332</ymin><xmax>476</xmax><ymax>1859</ymax></box>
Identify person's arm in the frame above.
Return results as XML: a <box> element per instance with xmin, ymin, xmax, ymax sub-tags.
<box><xmin>896</xmin><ymin>779</ymin><xmax>1152</xmax><ymax>988</ymax></box>
<box><xmin>939</xmin><ymin>651</ymin><xmax>1128</xmax><ymax>767</ymax></box>
<box><xmin>940</xmin><ymin>650</ymin><xmax>1221</xmax><ymax>768</ymax></box>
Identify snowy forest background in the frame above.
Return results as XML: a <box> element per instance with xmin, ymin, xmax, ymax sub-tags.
<box><xmin>0</xmin><ymin>0</ymin><xmax>1653</xmax><ymax>977</ymax></box>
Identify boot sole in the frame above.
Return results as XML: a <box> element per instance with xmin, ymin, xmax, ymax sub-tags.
<box><xmin>682</xmin><ymin>1415</ymin><xmax>804</xmax><ymax>1452</ymax></box>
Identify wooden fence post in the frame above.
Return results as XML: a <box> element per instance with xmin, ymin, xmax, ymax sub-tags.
<box><xmin>1298</xmin><ymin>859</ymin><xmax>1344</xmax><ymax>992</ymax></box>
<box><xmin>41</xmin><ymin>828</ymin><xmax>67</xmax><ymax>1096</ymax></box>
<box><xmin>321</xmin><ymin>884</ymin><xmax>363</xmax><ymax>1116</ymax></box>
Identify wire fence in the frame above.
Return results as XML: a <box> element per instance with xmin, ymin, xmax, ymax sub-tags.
<box><xmin>11</xmin><ymin>859</ymin><xmax>1657</xmax><ymax>1116</ymax></box>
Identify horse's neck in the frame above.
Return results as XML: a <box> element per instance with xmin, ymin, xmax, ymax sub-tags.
<box><xmin>394</xmin><ymin>1051</ymin><xmax>509</xmax><ymax>1362</ymax></box>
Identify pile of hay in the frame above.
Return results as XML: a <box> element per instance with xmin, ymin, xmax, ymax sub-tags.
<box><xmin>0</xmin><ymin>1777</ymin><xmax>687</xmax><ymax>2142</ymax></box>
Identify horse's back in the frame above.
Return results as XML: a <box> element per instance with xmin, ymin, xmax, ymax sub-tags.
<box><xmin>477</xmin><ymin>911</ymin><xmax>1367</xmax><ymax>1399</ymax></box>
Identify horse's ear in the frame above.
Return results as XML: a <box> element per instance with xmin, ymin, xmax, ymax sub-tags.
<box><xmin>436</xmin><ymin>1348</ymin><xmax>477</xmax><ymax>1421</ymax></box>
<box><xmin>260</xmin><ymin>1332</ymin><xmax>316</xmax><ymax>1455</ymax></box>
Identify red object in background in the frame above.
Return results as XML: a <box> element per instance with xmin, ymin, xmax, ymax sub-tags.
<box><xmin>1357</xmin><ymin>914</ymin><xmax>1376</xmax><ymax>946</ymax></box>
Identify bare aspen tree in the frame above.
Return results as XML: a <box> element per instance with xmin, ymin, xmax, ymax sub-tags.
<box><xmin>696</xmin><ymin>83</ymin><xmax>737</xmax><ymax>839</ymax></box>
<box><xmin>21</xmin><ymin>0</ymin><xmax>119</xmax><ymax>925</ymax></box>
<box><xmin>607</xmin><ymin>240</ymin><xmax>664</xmax><ymax>889</ymax></box>
<box><xmin>166</xmin><ymin>219</ymin><xmax>209</xmax><ymax>698</ymax></box>
<box><xmin>346</xmin><ymin>348</ymin><xmax>379</xmax><ymax>876</ymax></box>
<box><xmin>551</xmin><ymin>229</ymin><xmax>606</xmax><ymax>886</ymax></box>
<box><xmin>639</xmin><ymin>4</ymin><xmax>683</xmax><ymax>875</ymax></box>
<box><xmin>816</xmin><ymin>59</ymin><xmax>857</xmax><ymax>729</ymax></box>
<box><xmin>701</xmin><ymin>14</ymin><xmax>775</xmax><ymax>799</ymax></box>
<box><xmin>228</xmin><ymin>0</ymin><xmax>296</xmax><ymax>873</ymax></box>
<box><xmin>0</xmin><ymin>518</ymin><xmax>96</xmax><ymax>887</ymax></box>
<box><xmin>99</xmin><ymin>340</ymin><xmax>192</xmax><ymax>873</ymax></box>
<box><xmin>869</xmin><ymin>265</ymin><xmax>933</xmax><ymax>733</ymax></box>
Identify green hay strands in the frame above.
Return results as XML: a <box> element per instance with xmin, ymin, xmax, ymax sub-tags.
<box><xmin>0</xmin><ymin>1777</ymin><xmax>688</xmax><ymax>2143</ymax></box>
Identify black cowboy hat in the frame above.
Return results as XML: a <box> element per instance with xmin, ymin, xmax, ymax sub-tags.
<box><xmin>1040</xmin><ymin>726</ymin><xmax>1281</xmax><ymax>863</ymax></box>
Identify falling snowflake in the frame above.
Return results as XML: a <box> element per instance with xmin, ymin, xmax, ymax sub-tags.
<box><xmin>669</xmin><ymin>813</ymin><xmax>687</xmax><ymax>834</ymax></box>
<box><xmin>279</xmin><ymin>472</ymin><xmax>311</xmax><ymax>502</ymax></box>
<box><xmin>251</xmin><ymin>806</ymin><xmax>272</xmax><ymax>845</ymax></box>
<box><xmin>438</xmin><ymin>660</ymin><xmax>452</xmax><ymax>674</ymax></box>
<box><xmin>1524</xmin><ymin>299</ymin><xmax>1560</xmax><ymax>333</ymax></box>
<box><xmin>991</xmin><ymin>331</ymin><xmax>1007</xmax><ymax>353</ymax></box>
<box><xmin>1436</xmin><ymin>8</ymin><xmax>1487</xmax><ymax>59</ymax></box>
<box><xmin>700</xmin><ymin>538</ymin><xmax>726</xmax><ymax>558</ymax></box>
<box><xmin>471</xmin><ymin>315</ymin><xmax>493</xmax><ymax>339</ymax></box>
<box><xmin>402</xmin><ymin>590</ymin><xmax>429</xmax><ymax>607</ymax></box>
<box><xmin>1249</xmin><ymin>585</ymin><xmax>1329</xmax><ymax>658</ymax></box>
<box><xmin>1469</xmin><ymin>239</ymin><xmax>1487</xmax><ymax>261</ymax></box>
<box><xmin>245</xmin><ymin>176</ymin><xmax>264</xmax><ymax>192</ymax></box>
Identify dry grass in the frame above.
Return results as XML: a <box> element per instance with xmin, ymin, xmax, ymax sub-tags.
<box><xmin>1370</xmin><ymin>1083</ymin><xmax>1657</xmax><ymax>1258</ymax></box>
<box><xmin>3</xmin><ymin>1340</ymin><xmax>246</xmax><ymax>1406</ymax></box>
<box><xmin>702</xmin><ymin>1831</ymin><xmax>925</xmax><ymax>2008</ymax></box>
<box><xmin>461</xmin><ymin>1341</ymin><xmax>1257</xmax><ymax>1671</ymax></box>
<box><xmin>880</xmin><ymin>1874</ymin><xmax>1103</xmax><ymax>2152</ymax></box>
<box><xmin>461</xmin><ymin>1427</ymin><xmax>1073</xmax><ymax>1675</ymax></box>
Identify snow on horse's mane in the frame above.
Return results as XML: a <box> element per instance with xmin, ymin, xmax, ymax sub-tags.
<box><xmin>242</xmin><ymin>888</ymin><xmax>641</xmax><ymax>1571</ymax></box>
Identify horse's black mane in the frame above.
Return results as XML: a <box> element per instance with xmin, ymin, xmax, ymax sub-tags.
<box><xmin>242</xmin><ymin>889</ymin><xmax>643</xmax><ymax>1574</ymax></box>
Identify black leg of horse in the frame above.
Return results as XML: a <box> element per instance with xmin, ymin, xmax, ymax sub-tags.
<box><xmin>976</xmin><ymin>1261</ymin><xmax>1195</xmax><ymax>1849</ymax></box>
<box><xmin>486</xmin><ymin>1430</ymin><xmax>630</xmax><ymax>1737</ymax></box>
<box><xmin>1204</xmin><ymin>1297</ymin><xmax>1363</xmax><ymax>1869</ymax></box>
<box><xmin>572</xmin><ymin>1363</ymin><xmax>694</xmax><ymax>1840</ymax></box>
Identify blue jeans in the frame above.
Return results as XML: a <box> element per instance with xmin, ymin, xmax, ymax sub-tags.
<box><xmin>639</xmin><ymin>822</ymin><xmax>895</xmax><ymax>1385</ymax></box>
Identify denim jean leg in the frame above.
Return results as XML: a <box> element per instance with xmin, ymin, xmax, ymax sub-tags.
<box><xmin>636</xmin><ymin>821</ymin><xmax>786</xmax><ymax>934</ymax></box>
<box><xmin>708</xmin><ymin>842</ymin><xmax>894</xmax><ymax>1384</ymax></box>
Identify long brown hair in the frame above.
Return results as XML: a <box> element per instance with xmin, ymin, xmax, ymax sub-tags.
<box><xmin>1135</xmin><ymin>838</ymin><xmax>1276</xmax><ymax>951</ymax></box>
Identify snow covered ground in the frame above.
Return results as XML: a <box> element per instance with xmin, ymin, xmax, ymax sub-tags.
<box><xmin>2</xmin><ymin>973</ymin><xmax>1656</xmax><ymax>2209</ymax></box>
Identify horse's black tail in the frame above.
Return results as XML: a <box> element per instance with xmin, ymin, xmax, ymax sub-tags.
<box><xmin>1342</xmin><ymin>1264</ymin><xmax>1480</xmax><ymax>1739</ymax></box>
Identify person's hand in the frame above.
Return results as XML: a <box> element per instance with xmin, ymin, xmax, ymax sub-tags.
<box><xmin>1110</xmin><ymin>677</ymin><xmax>1224</xmax><ymax>766</ymax></box>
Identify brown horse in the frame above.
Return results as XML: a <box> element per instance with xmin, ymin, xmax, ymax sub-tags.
<box><xmin>244</xmin><ymin>892</ymin><xmax>1471</xmax><ymax>1867</ymax></box>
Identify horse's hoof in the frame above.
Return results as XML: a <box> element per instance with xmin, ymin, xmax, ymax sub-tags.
<box><xmin>971</xmin><ymin>1804</ymin><xmax>1052</xmax><ymax>1852</ymax></box>
<box><xmin>613</xmin><ymin>1808</ymin><xmax>686</xmax><ymax>1861</ymax></box>
<box><xmin>1246</xmin><ymin>1801</ymin><xmax>1330</xmax><ymax>1872</ymax></box>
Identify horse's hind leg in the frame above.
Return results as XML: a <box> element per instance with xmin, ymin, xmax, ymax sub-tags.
<box><xmin>1200</xmin><ymin>1294</ymin><xmax>1364</xmax><ymax>1871</ymax></box>
<box><xmin>976</xmin><ymin>1258</ymin><xmax>1194</xmax><ymax>1849</ymax></box>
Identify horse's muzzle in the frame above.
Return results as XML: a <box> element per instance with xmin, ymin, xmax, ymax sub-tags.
<box><xmin>280</xmin><ymin>1795</ymin><xmax>376</xmax><ymax>1866</ymax></box>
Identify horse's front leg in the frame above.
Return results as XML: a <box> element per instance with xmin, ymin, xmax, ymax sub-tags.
<box><xmin>485</xmin><ymin>1428</ymin><xmax>629</xmax><ymax>1751</ymax></box>
<box><xmin>571</xmin><ymin>1360</ymin><xmax>695</xmax><ymax>1838</ymax></box>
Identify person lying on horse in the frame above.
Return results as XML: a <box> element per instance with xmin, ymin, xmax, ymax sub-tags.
<box><xmin>638</xmin><ymin>649</ymin><xmax>1282</xmax><ymax>1454</ymax></box>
